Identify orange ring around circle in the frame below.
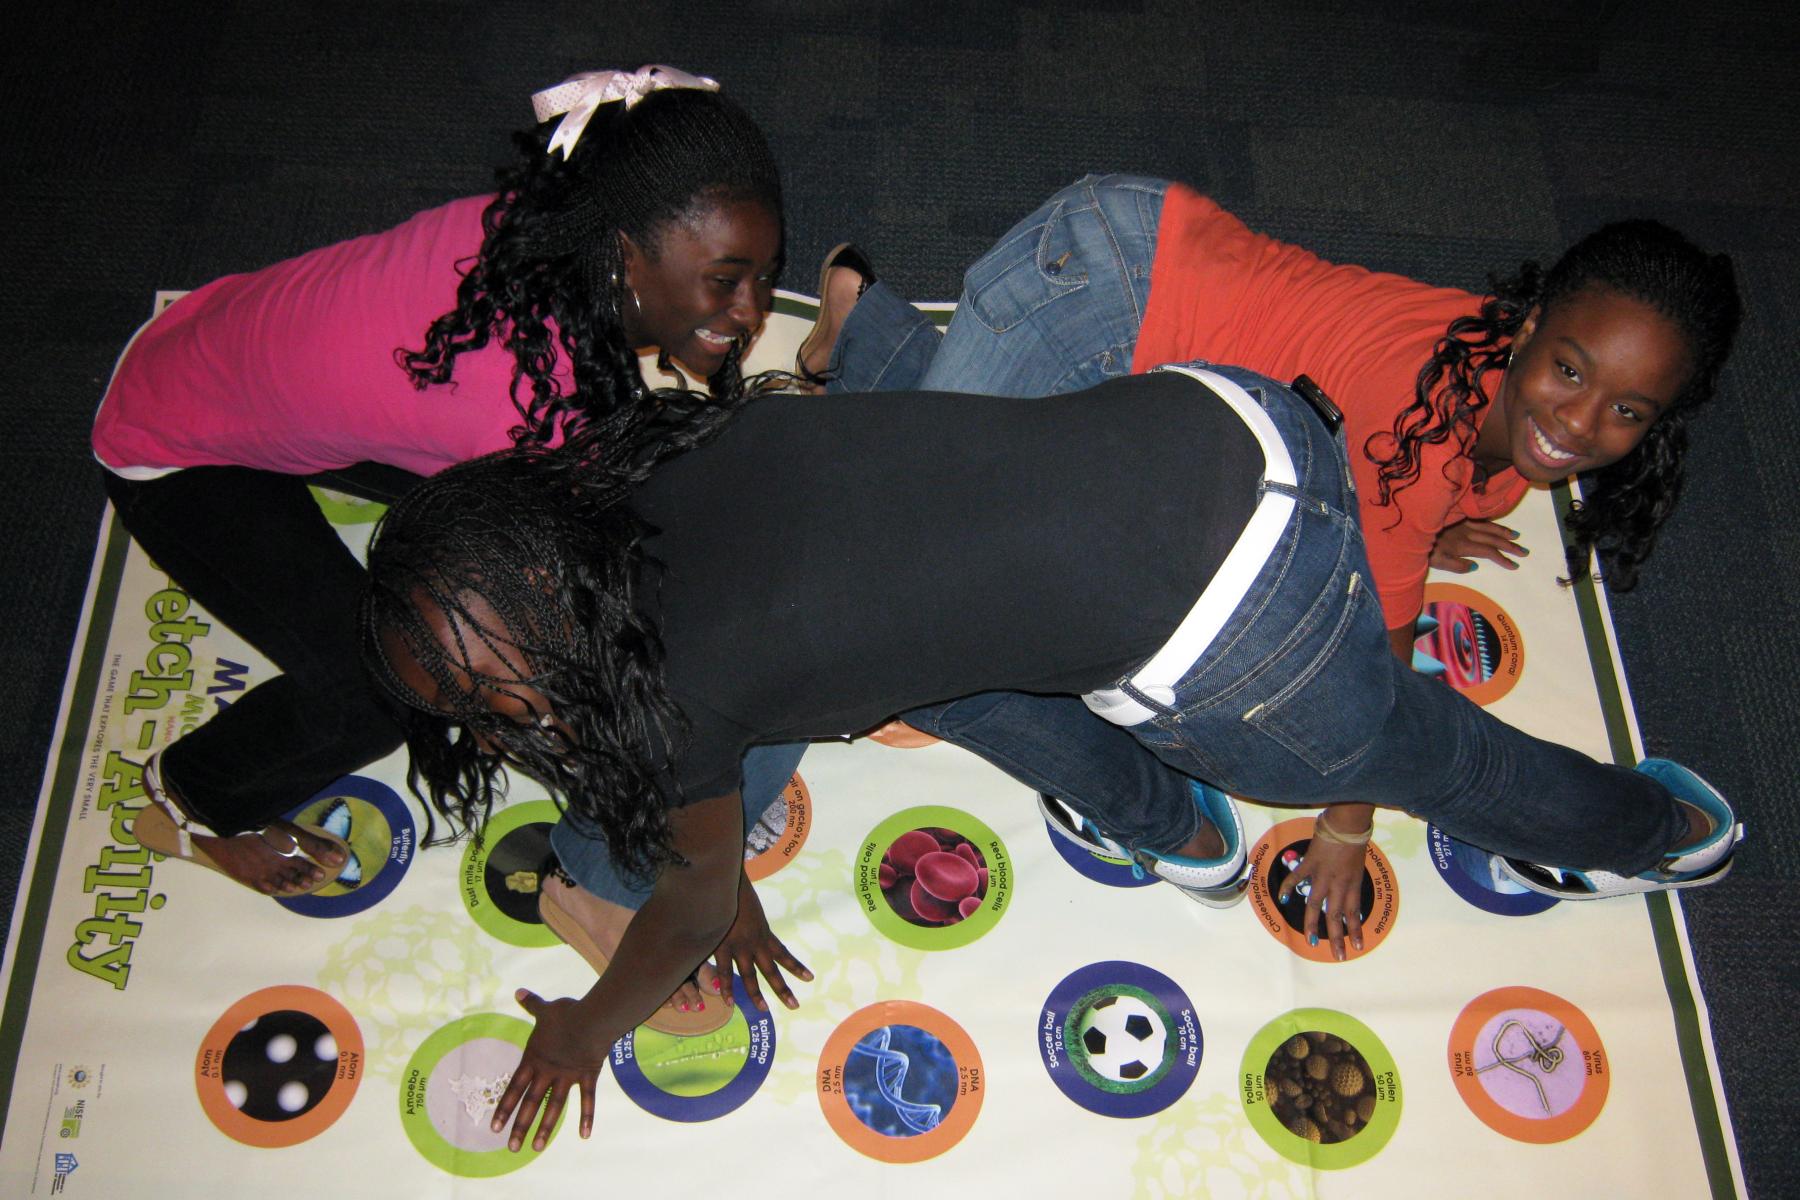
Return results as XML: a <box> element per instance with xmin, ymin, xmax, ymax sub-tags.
<box><xmin>195</xmin><ymin>985</ymin><xmax>364</xmax><ymax>1148</ymax></box>
<box><xmin>744</xmin><ymin>772</ymin><xmax>812</xmax><ymax>882</ymax></box>
<box><xmin>817</xmin><ymin>1001</ymin><xmax>983</xmax><ymax>1163</ymax></box>
<box><xmin>1417</xmin><ymin>583</ymin><xmax>1525</xmax><ymax>706</ymax></box>
<box><xmin>1247</xmin><ymin>818</ymin><xmax>1400</xmax><ymax>963</ymax></box>
<box><xmin>1448</xmin><ymin>986</ymin><xmax>1608</xmax><ymax>1143</ymax></box>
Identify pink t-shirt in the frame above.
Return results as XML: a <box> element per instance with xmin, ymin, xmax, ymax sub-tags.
<box><xmin>93</xmin><ymin>195</ymin><xmax>563</xmax><ymax>478</ymax></box>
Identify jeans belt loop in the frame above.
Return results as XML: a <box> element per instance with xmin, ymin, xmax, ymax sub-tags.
<box><xmin>1082</xmin><ymin>366</ymin><xmax>1299</xmax><ymax>727</ymax></box>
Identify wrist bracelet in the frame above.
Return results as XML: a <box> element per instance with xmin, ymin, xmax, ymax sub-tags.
<box><xmin>1312</xmin><ymin>812</ymin><xmax>1373</xmax><ymax>847</ymax></box>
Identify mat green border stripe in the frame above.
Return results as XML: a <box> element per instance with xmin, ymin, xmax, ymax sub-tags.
<box><xmin>0</xmin><ymin>511</ymin><xmax>131</xmax><ymax>1138</ymax></box>
<box><xmin>1553</xmin><ymin>482</ymin><xmax>1734</xmax><ymax>1198</ymax></box>
<box><xmin>772</xmin><ymin>293</ymin><xmax>953</xmax><ymax>328</ymax></box>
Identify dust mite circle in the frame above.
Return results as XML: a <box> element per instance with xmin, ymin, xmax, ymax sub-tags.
<box><xmin>818</xmin><ymin>1001</ymin><xmax>983</xmax><ymax>1163</ymax></box>
<box><xmin>610</xmin><ymin>972</ymin><xmax>777</xmax><ymax>1121</ymax></box>
<box><xmin>1247</xmin><ymin>818</ymin><xmax>1399</xmax><ymax>962</ymax></box>
<box><xmin>743</xmin><ymin>771</ymin><xmax>811</xmax><ymax>883</ymax></box>
<box><xmin>458</xmin><ymin>800</ymin><xmax>561</xmax><ymax>946</ymax></box>
<box><xmin>1413</xmin><ymin>583</ymin><xmax>1525</xmax><ymax>705</ymax></box>
<box><xmin>1040</xmin><ymin>795</ymin><xmax>1158</xmax><ymax>889</ymax></box>
<box><xmin>1449</xmin><ymin>986</ymin><xmax>1609</xmax><ymax>1142</ymax></box>
<box><xmin>855</xmin><ymin>806</ymin><xmax>1012</xmax><ymax>950</ymax></box>
<box><xmin>1038</xmin><ymin>961</ymin><xmax>1201</xmax><ymax>1117</ymax></box>
<box><xmin>1240</xmin><ymin>1008</ymin><xmax>1401</xmax><ymax>1169</ymax></box>
<box><xmin>195</xmin><ymin>985</ymin><xmax>363</xmax><ymax>1148</ymax></box>
<box><xmin>1427</xmin><ymin>824</ymin><xmax>1559</xmax><ymax>916</ymax></box>
<box><xmin>399</xmin><ymin>1012</ymin><xmax>558</xmax><ymax>1177</ymax></box>
<box><xmin>277</xmin><ymin>774</ymin><xmax>417</xmax><ymax>918</ymax></box>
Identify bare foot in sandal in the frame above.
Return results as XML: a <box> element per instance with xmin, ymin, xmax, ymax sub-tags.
<box><xmin>539</xmin><ymin>872</ymin><xmax>724</xmax><ymax>1026</ymax></box>
<box><xmin>191</xmin><ymin>821</ymin><xmax>349</xmax><ymax>896</ymax></box>
<box><xmin>795</xmin><ymin>244</ymin><xmax>876</xmax><ymax>385</ymax></box>
<box><xmin>134</xmin><ymin>755</ymin><xmax>348</xmax><ymax>897</ymax></box>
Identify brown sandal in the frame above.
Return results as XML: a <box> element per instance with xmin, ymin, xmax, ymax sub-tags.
<box><xmin>132</xmin><ymin>753</ymin><xmax>350</xmax><ymax>897</ymax></box>
<box><xmin>537</xmin><ymin>873</ymin><xmax>731</xmax><ymax>1037</ymax></box>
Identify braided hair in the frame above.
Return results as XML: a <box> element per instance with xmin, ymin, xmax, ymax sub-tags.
<box><xmin>1367</xmin><ymin>220</ymin><xmax>1740</xmax><ymax>589</ymax></box>
<box><xmin>361</xmin><ymin>383</ymin><xmax>756</xmax><ymax>878</ymax></box>
<box><xmin>398</xmin><ymin>84</ymin><xmax>784</xmax><ymax>449</ymax></box>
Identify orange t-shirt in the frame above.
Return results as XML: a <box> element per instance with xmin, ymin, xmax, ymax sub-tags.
<box><xmin>1131</xmin><ymin>185</ymin><xmax>1529</xmax><ymax>629</ymax></box>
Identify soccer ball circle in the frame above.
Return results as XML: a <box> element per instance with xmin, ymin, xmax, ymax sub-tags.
<box><xmin>1076</xmin><ymin>993</ymin><xmax>1168</xmax><ymax>1085</ymax></box>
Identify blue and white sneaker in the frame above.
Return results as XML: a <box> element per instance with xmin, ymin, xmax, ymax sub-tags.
<box><xmin>1038</xmin><ymin>782</ymin><xmax>1249</xmax><ymax>908</ymax></box>
<box><xmin>1496</xmin><ymin>759</ymin><xmax>1744</xmax><ymax>900</ymax></box>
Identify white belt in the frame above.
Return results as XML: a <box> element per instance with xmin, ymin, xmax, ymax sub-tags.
<box><xmin>1082</xmin><ymin>365</ymin><xmax>1297</xmax><ymax>727</ymax></box>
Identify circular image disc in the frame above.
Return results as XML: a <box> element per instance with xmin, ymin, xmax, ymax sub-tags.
<box><xmin>399</xmin><ymin>1013</ymin><xmax>558</xmax><ymax>1176</ymax></box>
<box><xmin>459</xmin><ymin>801</ymin><xmax>561</xmax><ymax>947</ymax></box>
<box><xmin>1247</xmin><ymin>818</ymin><xmax>1399</xmax><ymax>962</ymax></box>
<box><xmin>1414</xmin><ymin>583</ymin><xmax>1525</xmax><ymax>705</ymax></box>
<box><xmin>818</xmin><ymin>1001</ymin><xmax>983</xmax><ymax>1163</ymax></box>
<box><xmin>1449</xmin><ymin>986</ymin><xmax>1608</xmax><ymax>1142</ymax></box>
<box><xmin>743</xmin><ymin>772</ymin><xmax>812</xmax><ymax>883</ymax></box>
<box><xmin>1040</xmin><ymin>795</ymin><xmax>1158</xmax><ymax>889</ymax></box>
<box><xmin>1427</xmin><ymin>825</ymin><xmax>1559</xmax><ymax>917</ymax></box>
<box><xmin>195</xmin><ymin>985</ymin><xmax>363</xmax><ymax>1148</ymax></box>
<box><xmin>277</xmin><ymin>775</ymin><xmax>417</xmax><ymax>918</ymax></box>
<box><xmin>855</xmin><ymin>807</ymin><xmax>1011</xmax><ymax>950</ymax></box>
<box><xmin>611</xmin><ymin>973</ymin><xmax>776</xmax><ymax>1121</ymax></box>
<box><xmin>1038</xmin><ymin>961</ymin><xmax>1201</xmax><ymax>1117</ymax></box>
<box><xmin>1241</xmin><ymin>1008</ymin><xmax>1400</xmax><ymax>1169</ymax></box>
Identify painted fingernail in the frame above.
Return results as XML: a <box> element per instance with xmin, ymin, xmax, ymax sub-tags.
<box><xmin>1467</xmin><ymin>562</ymin><xmax>1480</xmax><ymax>572</ymax></box>
<box><xmin>1308</xmin><ymin>933</ymin><xmax>1318</xmax><ymax>947</ymax></box>
<box><xmin>713</xmin><ymin>977</ymin><xmax>724</xmax><ymax>992</ymax></box>
<box><xmin>696</xmin><ymin>1001</ymin><xmax>705</xmax><ymax>1011</ymax></box>
<box><xmin>1516</xmin><ymin>546</ymin><xmax>1530</xmax><ymax>555</ymax></box>
<box><xmin>677</xmin><ymin>1002</ymin><xmax>688</xmax><ymax>1012</ymax></box>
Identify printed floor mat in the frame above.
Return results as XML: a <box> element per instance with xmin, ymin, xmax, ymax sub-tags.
<box><xmin>1</xmin><ymin>294</ymin><xmax>1745</xmax><ymax>1197</ymax></box>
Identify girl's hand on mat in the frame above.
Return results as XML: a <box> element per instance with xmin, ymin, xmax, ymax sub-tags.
<box><xmin>1431</xmin><ymin>519</ymin><xmax>1526</xmax><ymax>573</ymax></box>
<box><xmin>713</xmin><ymin>873</ymin><xmax>814</xmax><ymax>1012</ymax></box>
<box><xmin>494</xmin><ymin>989</ymin><xmax>609</xmax><ymax>1151</ymax></box>
<box><xmin>1279</xmin><ymin>840</ymin><xmax>1366</xmax><ymax>961</ymax></box>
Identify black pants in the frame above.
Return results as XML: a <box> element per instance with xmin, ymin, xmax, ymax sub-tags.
<box><xmin>103</xmin><ymin>463</ymin><xmax>418</xmax><ymax>835</ymax></box>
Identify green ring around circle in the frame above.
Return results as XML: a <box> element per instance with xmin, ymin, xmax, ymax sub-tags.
<box><xmin>307</xmin><ymin>486</ymin><xmax>388</xmax><ymax>526</ymax></box>
<box><xmin>399</xmin><ymin>1013</ymin><xmax>560</xmax><ymax>1177</ymax></box>
<box><xmin>458</xmin><ymin>800</ymin><xmax>563</xmax><ymax>947</ymax></box>
<box><xmin>856</xmin><ymin>806</ymin><xmax>1011</xmax><ymax>951</ymax></box>
<box><xmin>1065</xmin><ymin>982</ymin><xmax>1179</xmax><ymax>1094</ymax></box>
<box><xmin>1239</xmin><ymin>1007</ymin><xmax>1401</xmax><ymax>1170</ymax></box>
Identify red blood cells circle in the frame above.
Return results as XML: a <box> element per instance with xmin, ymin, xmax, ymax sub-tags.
<box><xmin>880</xmin><ymin>827</ymin><xmax>990</xmax><ymax>928</ymax></box>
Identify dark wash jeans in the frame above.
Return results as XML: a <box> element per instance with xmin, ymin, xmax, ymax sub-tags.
<box><xmin>104</xmin><ymin>463</ymin><xmax>411</xmax><ymax>835</ymax></box>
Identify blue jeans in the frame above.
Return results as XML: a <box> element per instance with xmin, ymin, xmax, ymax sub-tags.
<box><xmin>829</xmin><ymin>173</ymin><xmax>1165</xmax><ymax>397</ymax></box>
<box><xmin>1089</xmin><ymin>366</ymin><xmax>1685</xmax><ymax>874</ymax></box>
<box><xmin>835</xmin><ymin>175</ymin><xmax>1210</xmax><ymax>857</ymax></box>
<box><xmin>550</xmin><ymin>741</ymin><xmax>808</xmax><ymax>907</ymax></box>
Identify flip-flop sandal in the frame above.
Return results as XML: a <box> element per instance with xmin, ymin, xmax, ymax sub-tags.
<box><xmin>794</xmin><ymin>243</ymin><xmax>875</xmax><ymax>384</ymax></box>
<box><xmin>538</xmin><ymin>880</ymin><xmax>731</xmax><ymax>1038</ymax></box>
<box><xmin>1495</xmin><ymin>759</ymin><xmax>1745</xmax><ymax>900</ymax></box>
<box><xmin>133</xmin><ymin>790</ymin><xmax>351</xmax><ymax>898</ymax></box>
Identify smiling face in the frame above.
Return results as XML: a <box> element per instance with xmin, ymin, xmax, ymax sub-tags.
<box><xmin>619</xmin><ymin>195</ymin><xmax>782</xmax><ymax>378</ymax></box>
<box><xmin>1478</xmin><ymin>286</ymin><xmax>1694</xmax><ymax>484</ymax></box>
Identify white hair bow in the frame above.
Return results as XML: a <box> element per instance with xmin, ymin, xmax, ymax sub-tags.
<box><xmin>530</xmin><ymin>65</ymin><xmax>721</xmax><ymax>160</ymax></box>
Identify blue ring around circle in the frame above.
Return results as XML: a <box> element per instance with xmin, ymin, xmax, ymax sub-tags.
<box><xmin>277</xmin><ymin>775</ymin><xmax>417</xmax><ymax>918</ymax></box>
<box><xmin>1427</xmin><ymin>825</ymin><xmax>1558</xmax><ymax>917</ymax></box>
<box><xmin>609</xmin><ymin>974</ymin><xmax>776</xmax><ymax>1121</ymax></box>
<box><xmin>1043</xmin><ymin>820</ymin><xmax>1159</xmax><ymax>888</ymax></box>
<box><xmin>1038</xmin><ymin>960</ymin><xmax>1201</xmax><ymax>1117</ymax></box>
